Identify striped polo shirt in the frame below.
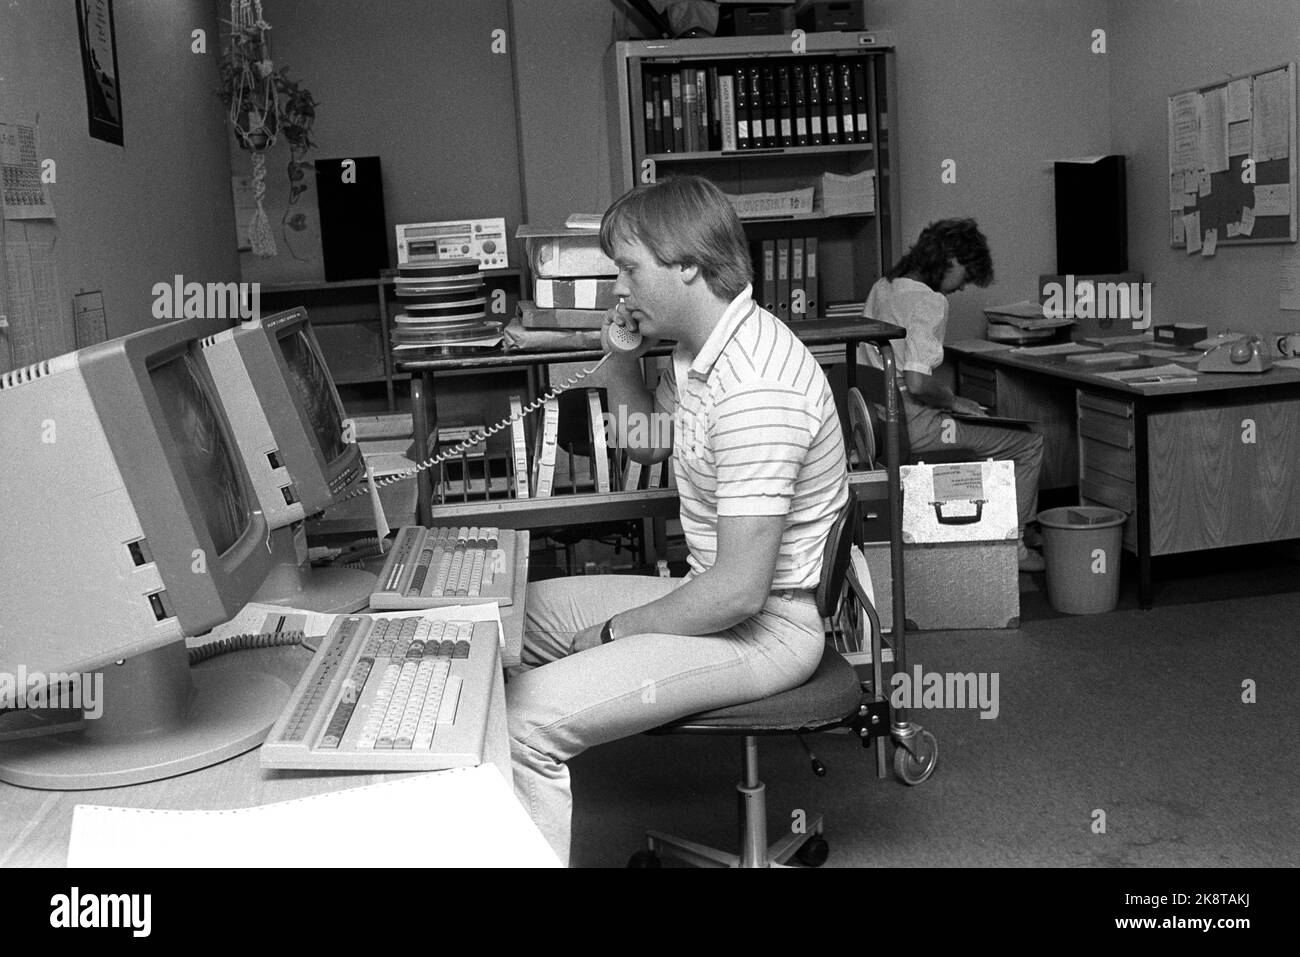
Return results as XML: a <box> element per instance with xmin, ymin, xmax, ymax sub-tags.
<box><xmin>655</xmin><ymin>284</ymin><xmax>848</xmax><ymax>590</ymax></box>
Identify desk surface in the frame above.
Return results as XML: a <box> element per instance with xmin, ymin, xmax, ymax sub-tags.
<box><xmin>0</xmin><ymin>543</ymin><xmax>531</xmax><ymax>867</ymax></box>
<box><xmin>395</xmin><ymin>318</ymin><xmax>906</xmax><ymax>371</ymax></box>
<box><xmin>0</xmin><ymin>642</ymin><xmax>514</xmax><ymax>867</ymax></box>
<box><xmin>948</xmin><ymin>338</ymin><xmax>1300</xmax><ymax>397</ymax></box>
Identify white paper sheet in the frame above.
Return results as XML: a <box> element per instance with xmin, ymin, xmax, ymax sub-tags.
<box><xmin>68</xmin><ymin>765</ymin><xmax>562</xmax><ymax>867</ymax></box>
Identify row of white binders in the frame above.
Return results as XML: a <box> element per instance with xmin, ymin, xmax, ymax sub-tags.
<box><xmin>433</xmin><ymin>390</ymin><xmax>675</xmax><ymax>504</ymax></box>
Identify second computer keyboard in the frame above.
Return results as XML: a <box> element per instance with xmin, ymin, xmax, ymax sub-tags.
<box><xmin>260</xmin><ymin>613</ymin><xmax>499</xmax><ymax>772</ymax></box>
<box><xmin>370</xmin><ymin>525</ymin><xmax>518</xmax><ymax>610</ymax></box>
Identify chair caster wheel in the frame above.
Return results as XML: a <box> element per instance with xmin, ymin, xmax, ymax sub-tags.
<box><xmin>795</xmin><ymin>835</ymin><xmax>829</xmax><ymax>867</ymax></box>
<box><xmin>893</xmin><ymin>729</ymin><xmax>938</xmax><ymax>785</ymax></box>
<box><xmin>628</xmin><ymin>849</ymin><xmax>662</xmax><ymax>868</ymax></box>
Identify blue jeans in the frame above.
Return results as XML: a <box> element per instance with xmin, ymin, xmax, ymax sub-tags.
<box><xmin>505</xmin><ymin>574</ymin><xmax>825</xmax><ymax>865</ymax></box>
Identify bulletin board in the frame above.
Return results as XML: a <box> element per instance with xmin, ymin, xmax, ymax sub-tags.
<box><xmin>1168</xmin><ymin>62</ymin><xmax>1296</xmax><ymax>248</ymax></box>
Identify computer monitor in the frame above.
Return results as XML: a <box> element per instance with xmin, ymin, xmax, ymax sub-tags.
<box><xmin>0</xmin><ymin>318</ymin><xmax>291</xmax><ymax>789</ymax></box>
<box><xmin>197</xmin><ymin>307</ymin><xmax>375</xmax><ymax>612</ymax></box>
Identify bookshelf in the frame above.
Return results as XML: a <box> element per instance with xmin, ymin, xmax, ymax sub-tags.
<box><xmin>605</xmin><ymin>31</ymin><xmax>901</xmax><ymax>313</ymax></box>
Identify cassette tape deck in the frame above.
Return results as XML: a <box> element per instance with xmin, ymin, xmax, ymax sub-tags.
<box><xmin>396</xmin><ymin>218</ymin><xmax>509</xmax><ymax>270</ymax></box>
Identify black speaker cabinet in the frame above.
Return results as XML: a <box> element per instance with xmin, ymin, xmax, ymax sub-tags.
<box><xmin>314</xmin><ymin>156</ymin><xmax>389</xmax><ymax>282</ymax></box>
<box><xmin>1054</xmin><ymin>154</ymin><xmax>1127</xmax><ymax>275</ymax></box>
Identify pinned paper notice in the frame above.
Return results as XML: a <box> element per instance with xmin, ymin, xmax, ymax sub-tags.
<box><xmin>1202</xmin><ymin>228</ymin><xmax>1218</xmax><ymax>256</ymax></box>
<box><xmin>1241</xmin><ymin>206</ymin><xmax>1257</xmax><ymax>236</ymax></box>
<box><xmin>1183</xmin><ymin>212</ymin><xmax>1202</xmax><ymax>253</ymax></box>
<box><xmin>1226</xmin><ymin>77</ymin><xmax>1252</xmax><ymax>123</ymax></box>
<box><xmin>1198</xmin><ymin>172</ymin><xmax>1212</xmax><ymax>197</ymax></box>
<box><xmin>1228</xmin><ymin>120</ymin><xmax>1252</xmax><ymax>157</ymax></box>
<box><xmin>1282</xmin><ymin>250</ymin><xmax>1300</xmax><ymax>311</ymax></box>
<box><xmin>1254</xmin><ymin>184</ymin><xmax>1291</xmax><ymax>217</ymax></box>
<box><xmin>1226</xmin><ymin>222</ymin><xmax>1240</xmax><ymax>238</ymax></box>
<box><xmin>1170</xmin><ymin>175</ymin><xmax>1186</xmax><ymax>211</ymax></box>
<box><xmin>1173</xmin><ymin>215</ymin><xmax>1186</xmax><ymax>244</ymax></box>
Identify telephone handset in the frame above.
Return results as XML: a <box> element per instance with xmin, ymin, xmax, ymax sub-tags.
<box><xmin>1197</xmin><ymin>335</ymin><xmax>1273</xmax><ymax>373</ymax></box>
<box><xmin>330</xmin><ymin>302</ymin><xmax>642</xmax><ymax>511</ymax></box>
<box><xmin>602</xmin><ymin>299</ymin><xmax>644</xmax><ymax>353</ymax></box>
<box><xmin>605</xmin><ymin>321</ymin><xmax>644</xmax><ymax>353</ymax></box>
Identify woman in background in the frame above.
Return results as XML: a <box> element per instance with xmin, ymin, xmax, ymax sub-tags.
<box><xmin>862</xmin><ymin>218</ymin><xmax>1045</xmax><ymax>572</ymax></box>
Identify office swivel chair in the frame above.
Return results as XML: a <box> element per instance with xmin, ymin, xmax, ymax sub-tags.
<box><xmin>629</xmin><ymin>496</ymin><xmax>939</xmax><ymax>868</ymax></box>
<box><xmin>835</xmin><ymin>364</ymin><xmax>978</xmax><ymax>467</ymax></box>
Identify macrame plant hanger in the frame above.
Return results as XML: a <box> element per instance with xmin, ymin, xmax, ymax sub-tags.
<box><xmin>229</xmin><ymin>0</ymin><xmax>279</xmax><ymax>256</ymax></box>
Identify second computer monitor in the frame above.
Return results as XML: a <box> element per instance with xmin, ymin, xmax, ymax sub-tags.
<box><xmin>200</xmin><ymin>307</ymin><xmax>365</xmax><ymax>529</ymax></box>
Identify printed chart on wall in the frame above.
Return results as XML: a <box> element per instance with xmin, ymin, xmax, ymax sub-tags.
<box><xmin>3</xmin><ymin>236</ymin><xmax>67</xmax><ymax>370</ymax></box>
<box><xmin>1</xmin><ymin>120</ymin><xmax>55</xmax><ymax>220</ymax></box>
<box><xmin>1168</xmin><ymin>62</ymin><xmax>1296</xmax><ymax>250</ymax></box>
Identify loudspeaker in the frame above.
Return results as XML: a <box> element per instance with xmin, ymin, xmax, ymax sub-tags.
<box><xmin>314</xmin><ymin>156</ymin><xmax>389</xmax><ymax>282</ymax></box>
<box><xmin>1054</xmin><ymin>154</ymin><xmax>1127</xmax><ymax>275</ymax></box>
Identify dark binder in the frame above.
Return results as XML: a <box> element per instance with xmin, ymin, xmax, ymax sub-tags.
<box><xmin>747</xmin><ymin>66</ymin><xmax>765</xmax><ymax>149</ymax></box>
<box><xmin>670</xmin><ymin>71</ymin><xmax>684</xmax><ymax>153</ymax></box>
<box><xmin>682</xmin><ymin>69</ymin><xmax>698</xmax><ymax>153</ymax></box>
<box><xmin>659</xmin><ymin>73</ymin><xmax>673</xmax><ymax>154</ymax></box>
<box><xmin>838</xmin><ymin>62</ymin><xmax>856</xmax><ymax>142</ymax></box>
<box><xmin>649</xmin><ymin>73</ymin><xmax>663</xmax><ymax>154</ymax></box>
<box><xmin>697</xmin><ymin>68</ymin><xmax>709</xmax><ymax>152</ymax></box>
<box><xmin>760</xmin><ymin>240</ymin><xmax>777</xmax><ymax>313</ymax></box>
<box><xmin>776</xmin><ymin>238</ymin><xmax>791</xmax><ymax>322</ymax></box>
<box><xmin>707</xmin><ymin>67</ymin><xmax>720</xmax><ymax>151</ymax></box>
<box><xmin>805</xmin><ymin>236</ymin><xmax>820</xmax><ymax>318</ymax></box>
<box><xmin>777</xmin><ymin>65</ymin><xmax>793</xmax><ymax>148</ymax></box>
<box><xmin>643</xmin><ymin>73</ymin><xmax>656</xmax><ymax>154</ymax></box>
<box><xmin>821</xmin><ymin>61</ymin><xmax>841</xmax><ymax>144</ymax></box>
<box><xmin>792</xmin><ymin>64</ymin><xmax>809</xmax><ymax>147</ymax></box>
<box><xmin>735</xmin><ymin>67</ymin><xmax>751</xmax><ymax>149</ymax></box>
<box><xmin>790</xmin><ymin>237</ymin><xmax>806</xmax><ymax>320</ymax></box>
<box><xmin>852</xmin><ymin>62</ymin><xmax>869</xmax><ymax>143</ymax></box>
<box><xmin>806</xmin><ymin>62</ymin><xmax>824</xmax><ymax>146</ymax></box>
<box><xmin>761</xmin><ymin>65</ymin><xmax>778</xmax><ymax>147</ymax></box>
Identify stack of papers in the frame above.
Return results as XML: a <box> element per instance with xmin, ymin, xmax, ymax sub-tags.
<box><xmin>68</xmin><ymin>766</ymin><xmax>561</xmax><ymax>868</ymax></box>
<box><xmin>563</xmin><ymin>213</ymin><xmax>604</xmax><ymax>230</ymax></box>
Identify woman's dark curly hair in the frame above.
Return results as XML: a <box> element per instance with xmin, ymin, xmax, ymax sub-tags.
<box><xmin>886</xmin><ymin>218</ymin><xmax>994</xmax><ymax>291</ymax></box>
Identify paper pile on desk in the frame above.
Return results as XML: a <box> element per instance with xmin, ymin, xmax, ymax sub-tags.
<box><xmin>67</xmin><ymin>765</ymin><xmax>561</xmax><ymax>868</ymax></box>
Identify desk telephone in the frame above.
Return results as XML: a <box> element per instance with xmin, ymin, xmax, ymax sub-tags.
<box><xmin>1197</xmin><ymin>335</ymin><xmax>1273</xmax><ymax>374</ymax></box>
<box><xmin>333</xmin><ymin>304</ymin><xmax>643</xmax><ymax>509</ymax></box>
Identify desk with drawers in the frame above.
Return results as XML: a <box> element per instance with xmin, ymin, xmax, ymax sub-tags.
<box><xmin>948</xmin><ymin>341</ymin><xmax>1300</xmax><ymax>606</ymax></box>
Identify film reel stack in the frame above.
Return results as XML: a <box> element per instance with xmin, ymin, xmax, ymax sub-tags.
<box><xmin>391</xmin><ymin>258</ymin><xmax>504</xmax><ymax>354</ymax></box>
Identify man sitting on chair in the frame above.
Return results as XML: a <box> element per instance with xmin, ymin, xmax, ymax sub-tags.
<box><xmin>506</xmin><ymin>175</ymin><xmax>848</xmax><ymax>865</ymax></box>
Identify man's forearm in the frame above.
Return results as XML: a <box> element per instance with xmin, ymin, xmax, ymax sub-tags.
<box><xmin>602</xmin><ymin>353</ymin><xmax>672</xmax><ymax>462</ymax></box>
<box><xmin>909</xmin><ymin>378</ymin><xmax>956</xmax><ymax>409</ymax></box>
<box><xmin>609</xmin><ymin>568</ymin><xmax>766</xmax><ymax>639</ymax></box>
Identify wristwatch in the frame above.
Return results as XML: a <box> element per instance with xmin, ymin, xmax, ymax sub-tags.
<box><xmin>600</xmin><ymin>616</ymin><xmax>617</xmax><ymax>645</ymax></box>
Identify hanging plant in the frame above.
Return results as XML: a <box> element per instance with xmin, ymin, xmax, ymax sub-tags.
<box><xmin>219</xmin><ymin>1</ymin><xmax>320</xmax><ymax>258</ymax></box>
<box><xmin>276</xmin><ymin>67</ymin><xmax>318</xmax><ymax>246</ymax></box>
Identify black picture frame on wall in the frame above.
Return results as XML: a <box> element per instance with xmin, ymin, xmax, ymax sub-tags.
<box><xmin>76</xmin><ymin>0</ymin><xmax>124</xmax><ymax>146</ymax></box>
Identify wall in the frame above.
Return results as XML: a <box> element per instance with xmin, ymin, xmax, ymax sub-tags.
<box><xmin>855</xmin><ymin>0</ymin><xmax>1111</xmax><ymax>339</ymax></box>
<box><xmin>0</xmin><ymin>0</ymin><xmax>236</xmax><ymax>364</ymax></box>
<box><xmin>509</xmin><ymin>0</ymin><xmax>627</xmax><ymax>226</ymax></box>
<box><xmin>1108</xmin><ymin>0</ymin><xmax>1300</xmax><ymax>338</ymax></box>
<box><xmin>228</xmin><ymin>0</ymin><xmax>524</xmax><ymax>283</ymax></box>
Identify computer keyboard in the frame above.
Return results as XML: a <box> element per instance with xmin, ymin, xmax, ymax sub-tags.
<box><xmin>260</xmin><ymin>613</ymin><xmax>499</xmax><ymax>771</ymax></box>
<box><xmin>370</xmin><ymin>525</ymin><xmax>518</xmax><ymax>610</ymax></box>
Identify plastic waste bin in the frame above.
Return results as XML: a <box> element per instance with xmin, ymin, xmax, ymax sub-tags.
<box><xmin>1036</xmin><ymin>506</ymin><xmax>1127</xmax><ymax>614</ymax></box>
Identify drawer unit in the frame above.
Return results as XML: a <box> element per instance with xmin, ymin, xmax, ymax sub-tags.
<box><xmin>1077</xmin><ymin>391</ymin><xmax>1138</xmax><ymax>552</ymax></box>
<box><xmin>1077</xmin><ymin>392</ymin><xmax>1135</xmax><ymax>449</ymax></box>
<box><xmin>957</xmin><ymin>361</ymin><xmax>998</xmax><ymax>409</ymax></box>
